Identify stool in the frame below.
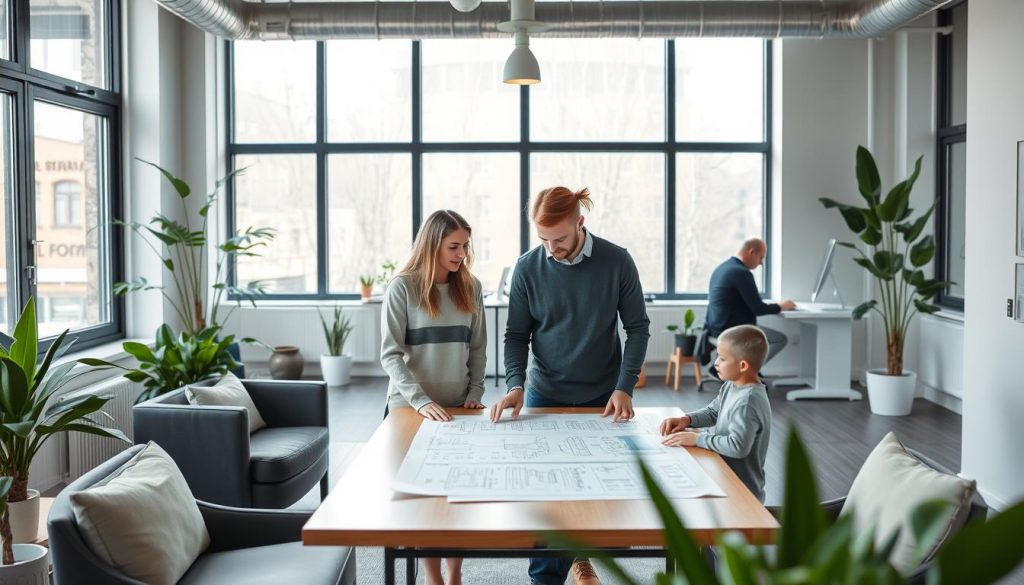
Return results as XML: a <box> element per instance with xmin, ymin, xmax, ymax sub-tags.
<box><xmin>664</xmin><ymin>347</ymin><xmax>702</xmax><ymax>391</ymax></box>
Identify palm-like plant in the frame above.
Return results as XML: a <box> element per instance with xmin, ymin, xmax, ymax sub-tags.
<box><xmin>114</xmin><ymin>159</ymin><xmax>275</xmax><ymax>336</ymax></box>
<box><xmin>556</xmin><ymin>428</ymin><xmax>1024</xmax><ymax>585</ymax></box>
<box><xmin>0</xmin><ymin>299</ymin><xmax>129</xmax><ymax>565</ymax></box>
<box><xmin>318</xmin><ymin>307</ymin><xmax>353</xmax><ymax>357</ymax></box>
<box><xmin>820</xmin><ymin>146</ymin><xmax>951</xmax><ymax>376</ymax></box>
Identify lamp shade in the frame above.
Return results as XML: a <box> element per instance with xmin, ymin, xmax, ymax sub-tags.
<box><xmin>450</xmin><ymin>0</ymin><xmax>482</xmax><ymax>12</ymax></box>
<box><xmin>502</xmin><ymin>45</ymin><xmax>540</xmax><ymax>85</ymax></box>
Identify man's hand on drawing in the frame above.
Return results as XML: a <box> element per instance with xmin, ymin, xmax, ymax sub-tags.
<box><xmin>417</xmin><ymin>402</ymin><xmax>453</xmax><ymax>422</ymax></box>
<box><xmin>601</xmin><ymin>390</ymin><xmax>634</xmax><ymax>422</ymax></box>
<box><xmin>661</xmin><ymin>431</ymin><xmax>699</xmax><ymax>447</ymax></box>
<box><xmin>489</xmin><ymin>388</ymin><xmax>524</xmax><ymax>423</ymax></box>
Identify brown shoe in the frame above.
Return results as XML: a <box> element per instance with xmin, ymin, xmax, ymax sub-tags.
<box><xmin>570</xmin><ymin>558</ymin><xmax>602</xmax><ymax>585</ymax></box>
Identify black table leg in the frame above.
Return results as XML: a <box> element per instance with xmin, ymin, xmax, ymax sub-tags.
<box><xmin>385</xmin><ymin>547</ymin><xmax>396</xmax><ymax>585</ymax></box>
<box><xmin>406</xmin><ymin>554</ymin><xmax>416</xmax><ymax>585</ymax></box>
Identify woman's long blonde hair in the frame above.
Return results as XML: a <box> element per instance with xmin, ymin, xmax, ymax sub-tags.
<box><xmin>397</xmin><ymin>210</ymin><xmax>478</xmax><ymax>318</ymax></box>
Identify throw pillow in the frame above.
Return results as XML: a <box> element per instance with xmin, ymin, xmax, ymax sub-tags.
<box><xmin>840</xmin><ymin>432</ymin><xmax>976</xmax><ymax>574</ymax></box>
<box><xmin>186</xmin><ymin>372</ymin><xmax>267</xmax><ymax>433</ymax></box>
<box><xmin>70</xmin><ymin>442</ymin><xmax>210</xmax><ymax>585</ymax></box>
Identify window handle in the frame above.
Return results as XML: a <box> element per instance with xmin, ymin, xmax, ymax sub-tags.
<box><xmin>65</xmin><ymin>85</ymin><xmax>96</xmax><ymax>96</ymax></box>
<box><xmin>26</xmin><ymin>265</ymin><xmax>36</xmax><ymax>286</ymax></box>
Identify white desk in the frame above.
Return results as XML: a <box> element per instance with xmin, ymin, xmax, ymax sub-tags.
<box><xmin>776</xmin><ymin>309</ymin><xmax>863</xmax><ymax>401</ymax></box>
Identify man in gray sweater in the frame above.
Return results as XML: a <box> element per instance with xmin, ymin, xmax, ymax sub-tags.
<box><xmin>489</xmin><ymin>186</ymin><xmax>650</xmax><ymax>585</ymax></box>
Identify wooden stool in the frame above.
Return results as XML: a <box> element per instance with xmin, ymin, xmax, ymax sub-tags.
<box><xmin>664</xmin><ymin>347</ymin><xmax>702</xmax><ymax>391</ymax></box>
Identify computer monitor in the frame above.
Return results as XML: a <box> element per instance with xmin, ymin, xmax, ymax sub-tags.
<box><xmin>811</xmin><ymin>238</ymin><xmax>838</xmax><ymax>303</ymax></box>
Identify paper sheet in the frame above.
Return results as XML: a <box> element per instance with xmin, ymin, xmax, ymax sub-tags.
<box><xmin>392</xmin><ymin>414</ymin><xmax>726</xmax><ymax>501</ymax></box>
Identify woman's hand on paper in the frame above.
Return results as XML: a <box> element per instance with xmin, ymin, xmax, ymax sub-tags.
<box><xmin>417</xmin><ymin>402</ymin><xmax>453</xmax><ymax>422</ymax></box>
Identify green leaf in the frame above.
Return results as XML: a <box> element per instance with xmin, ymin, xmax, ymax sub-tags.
<box><xmin>904</xmin><ymin>203</ymin><xmax>936</xmax><ymax>243</ymax></box>
<box><xmin>856</xmin><ymin>146</ymin><xmax>882</xmax><ymax>203</ymax></box>
<box><xmin>0</xmin><ymin>357</ymin><xmax>30</xmax><ymax>416</ymax></box>
<box><xmin>860</xmin><ymin>227</ymin><xmax>882</xmax><ymax>246</ymax></box>
<box><xmin>163</xmin><ymin>258</ymin><xmax>175</xmax><ymax>271</ymax></box>
<box><xmin>138</xmin><ymin>158</ymin><xmax>191</xmax><ymax>198</ymax></box>
<box><xmin>906</xmin><ymin>500</ymin><xmax>955</xmax><ymax>569</ymax></box>
<box><xmin>852</xmin><ymin>300</ymin><xmax>878</xmax><ymax>320</ymax></box>
<box><xmin>910</xmin><ymin>235</ymin><xmax>936</xmax><ymax>267</ymax></box>
<box><xmin>839</xmin><ymin>208</ymin><xmax>868</xmax><ymax>234</ymax></box>
<box><xmin>9</xmin><ymin>298</ymin><xmax>39</xmax><ymax>388</ymax></box>
<box><xmin>718</xmin><ymin>531</ymin><xmax>758</xmax><ymax>585</ymax></box>
<box><xmin>0</xmin><ymin>331</ymin><xmax>13</xmax><ymax>353</ymax></box>
<box><xmin>931</xmin><ymin>500</ymin><xmax>1024</xmax><ymax>585</ymax></box>
<box><xmin>854</xmin><ymin>257</ymin><xmax>888</xmax><ymax>280</ymax></box>
<box><xmin>878</xmin><ymin>180</ymin><xmax>909</xmax><ymax>222</ymax></box>
<box><xmin>777</xmin><ymin>428</ymin><xmax>826</xmax><ymax>569</ymax></box>
<box><xmin>913</xmin><ymin>299</ymin><xmax>941</xmax><ymax>315</ymax></box>
<box><xmin>122</xmin><ymin>341</ymin><xmax>158</xmax><ymax>364</ymax></box>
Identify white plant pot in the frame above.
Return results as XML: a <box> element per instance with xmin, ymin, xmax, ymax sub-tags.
<box><xmin>7</xmin><ymin>489</ymin><xmax>39</xmax><ymax>543</ymax></box>
<box><xmin>320</xmin><ymin>354</ymin><xmax>353</xmax><ymax>386</ymax></box>
<box><xmin>0</xmin><ymin>543</ymin><xmax>49</xmax><ymax>585</ymax></box>
<box><xmin>865</xmin><ymin>369</ymin><xmax>917</xmax><ymax>416</ymax></box>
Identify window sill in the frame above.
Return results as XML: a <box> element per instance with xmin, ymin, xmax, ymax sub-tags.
<box><xmin>926</xmin><ymin>310</ymin><xmax>965</xmax><ymax>325</ymax></box>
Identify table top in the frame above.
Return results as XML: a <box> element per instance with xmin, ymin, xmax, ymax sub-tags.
<box><xmin>302</xmin><ymin>407</ymin><xmax>778</xmax><ymax>549</ymax></box>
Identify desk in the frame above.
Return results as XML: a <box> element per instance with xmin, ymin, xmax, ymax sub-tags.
<box><xmin>303</xmin><ymin>407</ymin><xmax>778</xmax><ymax>584</ymax></box>
<box><xmin>777</xmin><ymin>310</ymin><xmax>863</xmax><ymax>401</ymax></box>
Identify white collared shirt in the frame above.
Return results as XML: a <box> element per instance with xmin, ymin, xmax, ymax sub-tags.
<box><xmin>546</xmin><ymin>228</ymin><xmax>594</xmax><ymax>266</ymax></box>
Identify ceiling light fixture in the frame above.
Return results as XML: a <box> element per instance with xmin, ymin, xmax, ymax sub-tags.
<box><xmin>498</xmin><ymin>0</ymin><xmax>547</xmax><ymax>85</ymax></box>
<box><xmin>449</xmin><ymin>0</ymin><xmax>482</xmax><ymax>13</ymax></box>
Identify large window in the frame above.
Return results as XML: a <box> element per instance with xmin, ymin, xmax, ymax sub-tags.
<box><xmin>935</xmin><ymin>1</ymin><xmax>967</xmax><ymax>309</ymax></box>
<box><xmin>228</xmin><ymin>39</ymin><xmax>769</xmax><ymax>298</ymax></box>
<box><xmin>0</xmin><ymin>0</ymin><xmax>122</xmax><ymax>345</ymax></box>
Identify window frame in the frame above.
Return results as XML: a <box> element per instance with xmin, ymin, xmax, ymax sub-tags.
<box><xmin>934</xmin><ymin>0</ymin><xmax>966</xmax><ymax>311</ymax></box>
<box><xmin>0</xmin><ymin>0</ymin><xmax>124</xmax><ymax>349</ymax></box>
<box><xmin>226</xmin><ymin>39</ymin><xmax>772</xmax><ymax>300</ymax></box>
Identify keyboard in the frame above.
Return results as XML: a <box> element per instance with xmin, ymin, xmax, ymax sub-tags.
<box><xmin>796</xmin><ymin>302</ymin><xmax>847</xmax><ymax>312</ymax></box>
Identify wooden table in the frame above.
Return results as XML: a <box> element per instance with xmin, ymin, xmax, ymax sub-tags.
<box><xmin>303</xmin><ymin>407</ymin><xmax>778</xmax><ymax>584</ymax></box>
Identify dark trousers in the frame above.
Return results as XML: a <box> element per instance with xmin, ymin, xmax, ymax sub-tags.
<box><xmin>525</xmin><ymin>388</ymin><xmax>614</xmax><ymax>585</ymax></box>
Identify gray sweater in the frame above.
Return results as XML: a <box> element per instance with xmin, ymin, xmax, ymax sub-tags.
<box><xmin>504</xmin><ymin>235</ymin><xmax>650</xmax><ymax>403</ymax></box>
<box><xmin>689</xmin><ymin>381</ymin><xmax>772</xmax><ymax>502</ymax></box>
<box><xmin>380</xmin><ymin>275</ymin><xmax>487</xmax><ymax>411</ymax></box>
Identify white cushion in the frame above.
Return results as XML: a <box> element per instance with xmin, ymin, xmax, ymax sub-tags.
<box><xmin>186</xmin><ymin>372</ymin><xmax>267</xmax><ymax>433</ymax></box>
<box><xmin>70</xmin><ymin>442</ymin><xmax>211</xmax><ymax>585</ymax></box>
<box><xmin>840</xmin><ymin>432</ymin><xmax>976</xmax><ymax>574</ymax></box>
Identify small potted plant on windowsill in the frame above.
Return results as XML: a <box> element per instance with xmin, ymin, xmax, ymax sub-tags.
<box><xmin>358</xmin><ymin>275</ymin><xmax>375</xmax><ymax>301</ymax></box>
<box><xmin>319</xmin><ymin>306</ymin><xmax>354</xmax><ymax>386</ymax></box>
<box><xmin>665</xmin><ymin>308</ymin><xmax>701</xmax><ymax>357</ymax></box>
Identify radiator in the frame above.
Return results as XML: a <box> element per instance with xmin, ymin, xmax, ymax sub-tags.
<box><xmin>66</xmin><ymin>376</ymin><xmax>140</xmax><ymax>481</ymax></box>
<box><xmin>643</xmin><ymin>307</ymin><xmax>707</xmax><ymax>362</ymax></box>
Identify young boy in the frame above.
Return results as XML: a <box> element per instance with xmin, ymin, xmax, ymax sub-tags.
<box><xmin>659</xmin><ymin>324</ymin><xmax>772</xmax><ymax>502</ymax></box>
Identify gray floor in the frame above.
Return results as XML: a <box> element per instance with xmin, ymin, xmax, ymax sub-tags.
<box><xmin>319</xmin><ymin>373</ymin><xmax>1023</xmax><ymax>584</ymax></box>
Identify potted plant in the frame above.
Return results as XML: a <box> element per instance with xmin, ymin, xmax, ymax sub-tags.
<box><xmin>665</xmin><ymin>308</ymin><xmax>701</xmax><ymax>357</ymax></box>
<box><xmin>0</xmin><ymin>298</ymin><xmax>129</xmax><ymax>556</ymax></box>
<box><xmin>111</xmin><ymin>160</ymin><xmax>274</xmax><ymax>398</ymax></box>
<box><xmin>318</xmin><ymin>306</ymin><xmax>354</xmax><ymax>386</ymax></box>
<box><xmin>562</xmin><ymin>427</ymin><xmax>1024</xmax><ymax>585</ymax></box>
<box><xmin>0</xmin><ymin>477</ymin><xmax>48</xmax><ymax>582</ymax></box>
<box><xmin>820</xmin><ymin>146</ymin><xmax>950</xmax><ymax>416</ymax></box>
<box><xmin>358</xmin><ymin>275</ymin><xmax>375</xmax><ymax>301</ymax></box>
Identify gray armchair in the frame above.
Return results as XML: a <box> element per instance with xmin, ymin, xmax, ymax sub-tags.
<box><xmin>48</xmin><ymin>445</ymin><xmax>356</xmax><ymax>585</ymax></box>
<box><xmin>133</xmin><ymin>378</ymin><xmax>330</xmax><ymax>508</ymax></box>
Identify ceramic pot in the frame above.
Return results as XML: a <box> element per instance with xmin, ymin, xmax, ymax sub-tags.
<box><xmin>674</xmin><ymin>334</ymin><xmax>698</xmax><ymax>357</ymax></box>
<box><xmin>320</xmin><ymin>354</ymin><xmax>353</xmax><ymax>386</ymax></box>
<box><xmin>0</xmin><ymin>544</ymin><xmax>49</xmax><ymax>585</ymax></box>
<box><xmin>8</xmin><ymin>489</ymin><xmax>39</xmax><ymax>543</ymax></box>
<box><xmin>865</xmin><ymin>369</ymin><xmax>917</xmax><ymax>416</ymax></box>
<box><xmin>269</xmin><ymin>346</ymin><xmax>304</xmax><ymax>380</ymax></box>
<box><xmin>360</xmin><ymin>285</ymin><xmax>374</xmax><ymax>300</ymax></box>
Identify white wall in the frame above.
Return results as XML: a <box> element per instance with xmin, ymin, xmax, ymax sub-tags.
<box><xmin>961</xmin><ymin>0</ymin><xmax>1024</xmax><ymax>511</ymax></box>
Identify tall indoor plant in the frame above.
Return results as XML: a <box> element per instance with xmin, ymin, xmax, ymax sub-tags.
<box><xmin>318</xmin><ymin>306</ymin><xmax>354</xmax><ymax>386</ymax></box>
<box><xmin>819</xmin><ymin>146</ymin><xmax>951</xmax><ymax>415</ymax></box>
<box><xmin>0</xmin><ymin>298</ymin><xmax>129</xmax><ymax>564</ymax></box>
<box><xmin>109</xmin><ymin>160</ymin><xmax>274</xmax><ymax>399</ymax></box>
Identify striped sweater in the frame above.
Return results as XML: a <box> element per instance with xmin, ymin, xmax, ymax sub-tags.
<box><xmin>380</xmin><ymin>275</ymin><xmax>487</xmax><ymax>411</ymax></box>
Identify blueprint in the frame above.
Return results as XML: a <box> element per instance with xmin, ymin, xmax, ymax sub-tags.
<box><xmin>392</xmin><ymin>414</ymin><xmax>726</xmax><ymax>501</ymax></box>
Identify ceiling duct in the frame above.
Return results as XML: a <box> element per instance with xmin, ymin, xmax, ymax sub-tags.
<box><xmin>152</xmin><ymin>0</ymin><xmax>952</xmax><ymax>41</ymax></box>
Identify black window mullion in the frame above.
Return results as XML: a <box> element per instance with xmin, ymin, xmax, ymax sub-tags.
<box><xmin>665</xmin><ymin>39</ymin><xmax>676</xmax><ymax>296</ymax></box>
<box><xmin>316</xmin><ymin>42</ymin><xmax>327</xmax><ymax>296</ymax></box>
<box><xmin>763</xmin><ymin>39</ymin><xmax>774</xmax><ymax>297</ymax></box>
<box><xmin>520</xmin><ymin>84</ymin><xmax>530</xmax><ymax>254</ymax></box>
<box><xmin>412</xmin><ymin>41</ymin><xmax>422</xmax><ymax>241</ymax></box>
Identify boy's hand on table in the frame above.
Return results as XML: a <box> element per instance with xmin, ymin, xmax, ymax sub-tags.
<box><xmin>661</xmin><ymin>431</ymin><xmax>699</xmax><ymax>447</ymax></box>
<box><xmin>659</xmin><ymin>416</ymin><xmax>692</xmax><ymax>435</ymax></box>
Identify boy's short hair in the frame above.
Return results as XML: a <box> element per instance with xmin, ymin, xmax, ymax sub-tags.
<box><xmin>718</xmin><ymin>325</ymin><xmax>769</xmax><ymax>372</ymax></box>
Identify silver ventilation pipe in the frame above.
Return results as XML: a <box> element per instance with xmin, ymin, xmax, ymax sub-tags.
<box><xmin>152</xmin><ymin>0</ymin><xmax>953</xmax><ymax>41</ymax></box>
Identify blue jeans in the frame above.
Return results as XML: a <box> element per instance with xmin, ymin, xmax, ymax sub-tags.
<box><xmin>526</xmin><ymin>388</ymin><xmax>614</xmax><ymax>585</ymax></box>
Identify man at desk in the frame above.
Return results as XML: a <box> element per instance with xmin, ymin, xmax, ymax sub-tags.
<box><xmin>705</xmin><ymin>238</ymin><xmax>795</xmax><ymax>369</ymax></box>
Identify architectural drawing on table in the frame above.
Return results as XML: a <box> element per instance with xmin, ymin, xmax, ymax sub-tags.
<box><xmin>502</xmin><ymin>437</ymin><xmax>550</xmax><ymax>459</ymax></box>
<box><xmin>432</xmin><ymin>414</ymin><xmax>659</xmax><ymax>436</ymax></box>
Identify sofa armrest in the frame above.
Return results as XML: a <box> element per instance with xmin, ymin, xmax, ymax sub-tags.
<box><xmin>821</xmin><ymin>497</ymin><xmax>846</xmax><ymax>524</ymax></box>
<box><xmin>243</xmin><ymin>380</ymin><xmax>328</xmax><ymax>428</ymax></box>
<box><xmin>198</xmin><ymin>500</ymin><xmax>312</xmax><ymax>552</ymax></box>
<box><xmin>133</xmin><ymin>404</ymin><xmax>252</xmax><ymax>507</ymax></box>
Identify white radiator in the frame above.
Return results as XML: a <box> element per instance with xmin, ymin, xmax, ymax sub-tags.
<box><xmin>66</xmin><ymin>376</ymin><xmax>140</xmax><ymax>481</ymax></box>
<box><xmin>642</xmin><ymin>307</ymin><xmax>707</xmax><ymax>362</ymax></box>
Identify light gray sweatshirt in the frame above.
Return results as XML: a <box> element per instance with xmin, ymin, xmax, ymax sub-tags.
<box><xmin>688</xmin><ymin>381</ymin><xmax>772</xmax><ymax>502</ymax></box>
<box><xmin>380</xmin><ymin>275</ymin><xmax>487</xmax><ymax>412</ymax></box>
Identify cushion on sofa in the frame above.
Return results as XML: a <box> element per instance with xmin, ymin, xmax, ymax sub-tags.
<box><xmin>249</xmin><ymin>426</ymin><xmax>330</xmax><ymax>483</ymax></box>
<box><xmin>178</xmin><ymin>540</ymin><xmax>353</xmax><ymax>585</ymax></box>
<box><xmin>69</xmin><ymin>441</ymin><xmax>210</xmax><ymax>585</ymax></box>
<box><xmin>840</xmin><ymin>432</ymin><xmax>976</xmax><ymax>574</ymax></box>
<box><xmin>186</xmin><ymin>372</ymin><xmax>267</xmax><ymax>433</ymax></box>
